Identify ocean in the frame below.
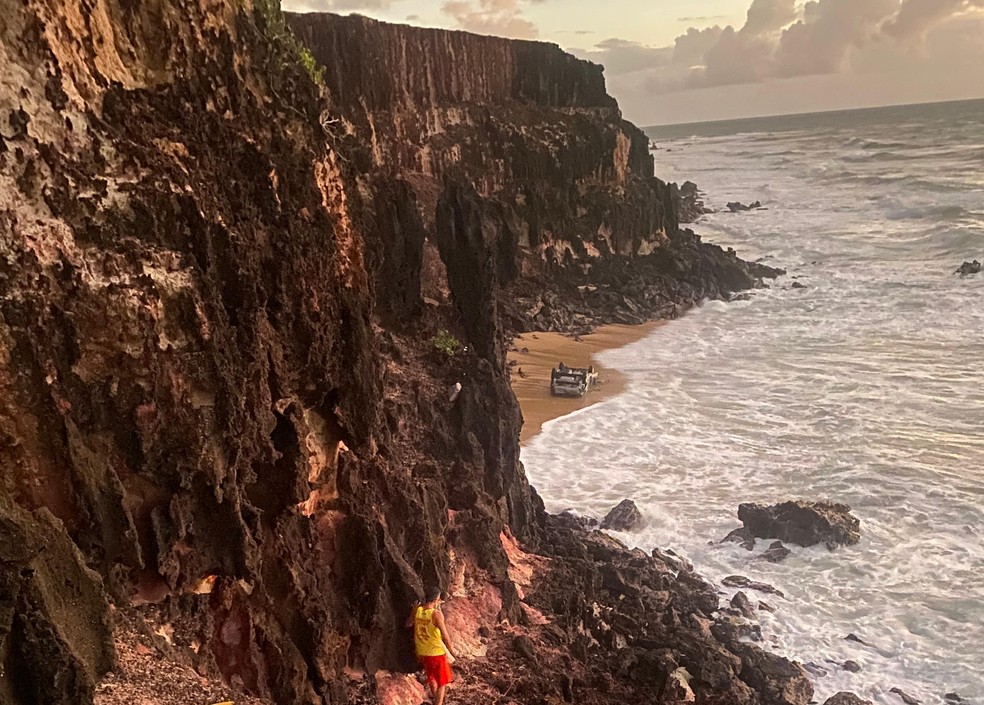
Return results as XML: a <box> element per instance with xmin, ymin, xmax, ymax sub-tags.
<box><xmin>521</xmin><ymin>98</ymin><xmax>984</xmax><ymax>704</ymax></box>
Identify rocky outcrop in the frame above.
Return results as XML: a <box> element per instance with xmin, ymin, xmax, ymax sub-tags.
<box><xmin>0</xmin><ymin>496</ymin><xmax>115</xmax><ymax>705</ymax></box>
<box><xmin>601</xmin><ymin>499</ymin><xmax>646</xmax><ymax>531</ymax></box>
<box><xmin>526</xmin><ymin>519</ymin><xmax>814</xmax><ymax>705</ymax></box>
<box><xmin>824</xmin><ymin>693</ymin><xmax>873</xmax><ymax>705</ymax></box>
<box><xmin>730</xmin><ymin>501</ymin><xmax>861</xmax><ymax>550</ymax></box>
<box><xmin>727</xmin><ymin>201</ymin><xmax>764</xmax><ymax>212</ymax></box>
<box><xmin>287</xmin><ymin>12</ymin><xmax>782</xmax><ymax>337</ymax></box>
<box><xmin>674</xmin><ymin>181</ymin><xmax>712</xmax><ymax>223</ymax></box>
<box><xmin>1</xmin><ymin>3</ymin><xmax>800</xmax><ymax>704</ymax></box>
<box><xmin>954</xmin><ymin>260</ymin><xmax>981</xmax><ymax>276</ymax></box>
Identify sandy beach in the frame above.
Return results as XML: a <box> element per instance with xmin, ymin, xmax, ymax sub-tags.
<box><xmin>508</xmin><ymin>322</ymin><xmax>662</xmax><ymax>444</ymax></box>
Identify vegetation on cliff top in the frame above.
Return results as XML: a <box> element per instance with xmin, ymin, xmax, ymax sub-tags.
<box><xmin>253</xmin><ymin>0</ymin><xmax>325</xmax><ymax>85</ymax></box>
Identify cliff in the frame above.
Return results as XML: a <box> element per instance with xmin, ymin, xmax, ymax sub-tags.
<box><xmin>0</xmin><ymin>3</ymin><xmax>796</xmax><ymax>705</ymax></box>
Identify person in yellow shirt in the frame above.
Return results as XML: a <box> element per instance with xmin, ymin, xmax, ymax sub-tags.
<box><xmin>405</xmin><ymin>586</ymin><xmax>457</xmax><ymax>705</ymax></box>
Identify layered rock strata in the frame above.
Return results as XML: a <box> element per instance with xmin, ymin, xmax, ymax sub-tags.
<box><xmin>1</xmin><ymin>3</ymin><xmax>796</xmax><ymax>705</ymax></box>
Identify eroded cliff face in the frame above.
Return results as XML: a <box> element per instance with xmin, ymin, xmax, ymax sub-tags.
<box><xmin>289</xmin><ymin>12</ymin><xmax>772</xmax><ymax>337</ymax></box>
<box><xmin>1</xmin><ymin>4</ymin><xmax>796</xmax><ymax>705</ymax></box>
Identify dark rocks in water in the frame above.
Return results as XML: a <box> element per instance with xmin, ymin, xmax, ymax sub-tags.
<box><xmin>804</xmin><ymin>661</ymin><xmax>829</xmax><ymax>677</ymax></box>
<box><xmin>791</xmin><ymin>281</ymin><xmax>807</xmax><ymax>289</ymax></box>
<box><xmin>730</xmin><ymin>641</ymin><xmax>812</xmax><ymax>705</ymax></box>
<box><xmin>727</xmin><ymin>200</ymin><xmax>764</xmax><ymax>212</ymax></box>
<box><xmin>557</xmin><ymin>509</ymin><xmax>599</xmax><ymax>530</ymax></box>
<box><xmin>722</xmin><ymin>575</ymin><xmax>785</xmax><ymax>597</ymax></box>
<box><xmin>842</xmin><ymin>660</ymin><xmax>862</xmax><ymax>673</ymax></box>
<box><xmin>823</xmin><ymin>693</ymin><xmax>874</xmax><ymax>705</ymax></box>
<box><xmin>954</xmin><ymin>260</ymin><xmax>981</xmax><ymax>276</ymax></box>
<box><xmin>730</xmin><ymin>591</ymin><xmax>755</xmax><ymax>618</ymax></box>
<box><xmin>890</xmin><ymin>687</ymin><xmax>920</xmax><ymax>705</ymax></box>
<box><xmin>735</xmin><ymin>501</ymin><xmax>861</xmax><ymax>549</ymax></box>
<box><xmin>673</xmin><ymin>180</ymin><xmax>713</xmax><ymax>224</ymax></box>
<box><xmin>945</xmin><ymin>693</ymin><xmax>964</xmax><ymax>702</ymax></box>
<box><xmin>758</xmin><ymin>541</ymin><xmax>792</xmax><ymax>563</ymax></box>
<box><xmin>845</xmin><ymin>633</ymin><xmax>868</xmax><ymax>645</ymax></box>
<box><xmin>714</xmin><ymin>614</ymin><xmax>762</xmax><ymax>643</ymax></box>
<box><xmin>652</xmin><ymin>546</ymin><xmax>694</xmax><ymax>574</ymax></box>
<box><xmin>601</xmin><ymin>499</ymin><xmax>646</xmax><ymax>531</ymax></box>
<box><xmin>539</xmin><ymin>517</ymin><xmax>814</xmax><ymax>705</ymax></box>
<box><xmin>722</xmin><ymin>525</ymin><xmax>756</xmax><ymax>550</ymax></box>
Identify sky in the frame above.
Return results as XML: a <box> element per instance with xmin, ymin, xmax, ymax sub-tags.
<box><xmin>283</xmin><ymin>0</ymin><xmax>984</xmax><ymax>126</ymax></box>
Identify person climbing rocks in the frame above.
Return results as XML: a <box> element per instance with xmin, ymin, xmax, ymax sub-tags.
<box><xmin>406</xmin><ymin>586</ymin><xmax>457</xmax><ymax>705</ymax></box>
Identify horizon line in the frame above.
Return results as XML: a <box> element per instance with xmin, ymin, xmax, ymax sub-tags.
<box><xmin>643</xmin><ymin>95</ymin><xmax>984</xmax><ymax>131</ymax></box>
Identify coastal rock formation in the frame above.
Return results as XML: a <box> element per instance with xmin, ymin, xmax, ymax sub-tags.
<box><xmin>529</xmin><ymin>519</ymin><xmax>813</xmax><ymax>705</ymax></box>
<box><xmin>824</xmin><ymin>693</ymin><xmax>874</xmax><ymax>705</ymax></box>
<box><xmin>727</xmin><ymin>201</ymin><xmax>764</xmax><ymax>212</ymax></box>
<box><xmin>758</xmin><ymin>540</ymin><xmax>792</xmax><ymax>563</ymax></box>
<box><xmin>730</xmin><ymin>501</ymin><xmax>861</xmax><ymax>549</ymax></box>
<box><xmin>673</xmin><ymin>181</ymin><xmax>711</xmax><ymax>224</ymax></box>
<box><xmin>0</xmin><ymin>2</ymin><xmax>802</xmax><ymax>704</ymax></box>
<box><xmin>890</xmin><ymin>687</ymin><xmax>921</xmax><ymax>705</ymax></box>
<box><xmin>285</xmin><ymin>13</ymin><xmax>782</xmax><ymax>338</ymax></box>
<box><xmin>601</xmin><ymin>499</ymin><xmax>646</xmax><ymax>531</ymax></box>
<box><xmin>954</xmin><ymin>260</ymin><xmax>981</xmax><ymax>276</ymax></box>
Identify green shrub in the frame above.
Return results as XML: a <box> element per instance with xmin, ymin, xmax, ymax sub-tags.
<box><xmin>432</xmin><ymin>330</ymin><xmax>460</xmax><ymax>357</ymax></box>
<box><xmin>253</xmin><ymin>0</ymin><xmax>325</xmax><ymax>86</ymax></box>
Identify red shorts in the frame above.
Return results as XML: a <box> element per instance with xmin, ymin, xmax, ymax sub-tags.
<box><xmin>418</xmin><ymin>654</ymin><xmax>453</xmax><ymax>687</ymax></box>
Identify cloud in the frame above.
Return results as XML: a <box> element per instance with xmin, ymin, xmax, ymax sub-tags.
<box><xmin>740</xmin><ymin>0</ymin><xmax>797</xmax><ymax>35</ymax></box>
<box><xmin>772</xmin><ymin>0</ymin><xmax>899</xmax><ymax>77</ymax></box>
<box><xmin>573</xmin><ymin>38</ymin><xmax>672</xmax><ymax>76</ymax></box>
<box><xmin>884</xmin><ymin>0</ymin><xmax>984</xmax><ymax>39</ymax></box>
<box><xmin>605</xmin><ymin>0</ymin><xmax>984</xmax><ymax>94</ymax></box>
<box><xmin>441</xmin><ymin>0</ymin><xmax>539</xmax><ymax>39</ymax></box>
<box><xmin>678</xmin><ymin>15</ymin><xmax>731</xmax><ymax>23</ymax></box>
<box><xmin>672</xmin><ymin>26</ymin><xmax>725</xmax><ymax>66</ymax></box>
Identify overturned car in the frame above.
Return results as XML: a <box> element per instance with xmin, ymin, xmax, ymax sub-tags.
<box><xmin>550</xmin><ymin>363</ymin><xmax>598</xmax><ymax>398</ymax></box>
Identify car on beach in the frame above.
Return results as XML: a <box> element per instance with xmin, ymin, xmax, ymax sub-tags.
<box><xmin>550</xmin><ymin>363</ymin><xmax>598</xmax><ymax>398</ymax></box>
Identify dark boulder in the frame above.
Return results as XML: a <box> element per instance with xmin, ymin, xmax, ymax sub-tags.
<box><xmin>557</xmin><ymin>509</ymin><xmax>599</xmax><ymax>530</ymax></box>
<box><xmin>652</xmin><ymin>547</ymin><xmax>693</xmax><ymax>574</ymax></box>
<box><xmin>721</xmin><ymin>575</ymin><xmax>785</xmax><ymax>597</ymax></box>
<box><xmin>842</xmin><ymin>660</ymin><xmax>862</xmax><ymax>673</ymax></box>
<box><xmin>736</xmin><ymin>501</ymin><xmax>861</xmax><ymax>549</ymax></box>
<box><xmin>823</xmin><ymin>693</ymin><xmax>873</xmax><ymax>705</ymax></box>
<box><xmin>601</xmin><ymin>499</ymin><xmax>646</xmax><ymax>532</ymax></box>
<box><xmin>721</xmin><ymin>526</ymin><xmax>756</xmax><ymax>550</ymax></box>
<box><xmin>890</xmin><ymin>687</ymin><xmax>920</xmax><ymax>705</ymax></box>
<box><xmin>730</xmin><ymin>591</ymin><xmax>755</xmax><ymax>618</ymax></box>
<box><xmin>954</xmin><ymin>260</ymin><xmax>981</xmax><ymax>276</ymax></box>
<box><xmin>727</xmin><ymin>201</ymin><xmax>764</xmax><ymax>213</ymax></box>
<box><xmin>758</xmin><ymin>541</ymin><xmax>792</xmax><ymax>563</ymax></box>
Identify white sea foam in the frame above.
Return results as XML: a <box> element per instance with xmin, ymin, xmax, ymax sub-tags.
<box><xmin>523</xmin><ymin>101</ymin><xmax>984</xmax><ymax>705</ymax></box>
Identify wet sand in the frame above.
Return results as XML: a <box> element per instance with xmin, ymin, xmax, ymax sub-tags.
<box><xmin>508</xmin><ymin>322</ymin><xmax>662</xmax><ymax>444</ymax></box>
